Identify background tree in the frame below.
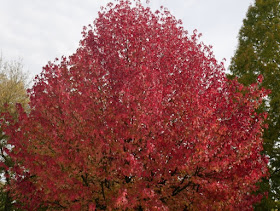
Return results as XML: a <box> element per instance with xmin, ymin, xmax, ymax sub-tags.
<box><xmin>2</xmin><ymin>1</ymin><xmax>269</xmax><ymax>210</ymax></box>
<box><xmin>228</xmin><ymin>0</ymin><xmax>280</xmax><ymax>209</ymax></box>
<box><xmin>0</xmin><ymin>55</ymin><xmax>29</xmax><ymax>211</ymax></box>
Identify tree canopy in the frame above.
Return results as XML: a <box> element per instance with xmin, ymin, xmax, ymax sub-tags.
<box><xmin>229</xmin><ymin>0</ymin><xmax>280</xmax><ymax>209</ymax></box>
<box><xmin>0</xmin><ymin>55</ymin><xmax>29</xmax><ymax>211</ymax></box>
<box><xmin>2</xmin><ymin>1</ymin><xmax>269</xmax><ymax>210</ymax></box>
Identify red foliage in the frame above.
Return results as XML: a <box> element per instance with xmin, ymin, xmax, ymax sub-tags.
<box><xmin>2</xmin><ymin>1</ymin><xmax>269</xmax><ymax>210</ymax></box>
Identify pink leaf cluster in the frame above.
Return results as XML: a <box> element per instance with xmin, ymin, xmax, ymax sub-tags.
<box><xmin>2</xmin><ymin>1</ymin><xmax>268</xmax><ymax>210</ymax></box>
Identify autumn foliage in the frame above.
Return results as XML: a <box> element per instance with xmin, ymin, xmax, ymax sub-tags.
<box><xmin>1</xmin><ymin>1</ymin><xmax>269</xmax><ymax>210</ymax></box>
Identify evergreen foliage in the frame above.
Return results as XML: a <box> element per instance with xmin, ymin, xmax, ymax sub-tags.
<box><xmin>229</xmin><ymin>0</ymin><xmax>280</xmax><ymax>209</ymax></box>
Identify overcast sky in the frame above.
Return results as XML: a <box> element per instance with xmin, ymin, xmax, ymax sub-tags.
<box><xmin>0</xmin><ymin>0</ymin><xmax>254</xmax><ymax>79</ymax></box>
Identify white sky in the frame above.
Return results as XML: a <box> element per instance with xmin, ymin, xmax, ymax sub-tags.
<box><xmin>0</xmin><ymin>0</ymin><xmax>254</xmax><ymax>79</ymax></box>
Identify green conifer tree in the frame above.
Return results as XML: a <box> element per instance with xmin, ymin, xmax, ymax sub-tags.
<box><xmin>229</xmin><ymin>0</ymin><xmax>280</xmax><ymax>209</ymax></box>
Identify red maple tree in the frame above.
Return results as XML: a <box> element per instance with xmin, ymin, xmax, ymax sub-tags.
<box><xmin>1</xmin><ymin>1</ymin><xmax>269</xmax><ymax>210</ymax></box>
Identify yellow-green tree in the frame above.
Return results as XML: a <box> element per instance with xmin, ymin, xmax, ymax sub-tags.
<box><xmin>228</xmin><ymin>0</ymin><xmax>280</xmax><ymax>209</ymax></box>
<box><xmin>0</xmin><ymin>55</ymin><xmax>29</xmax><ymax>211</ymax></box>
